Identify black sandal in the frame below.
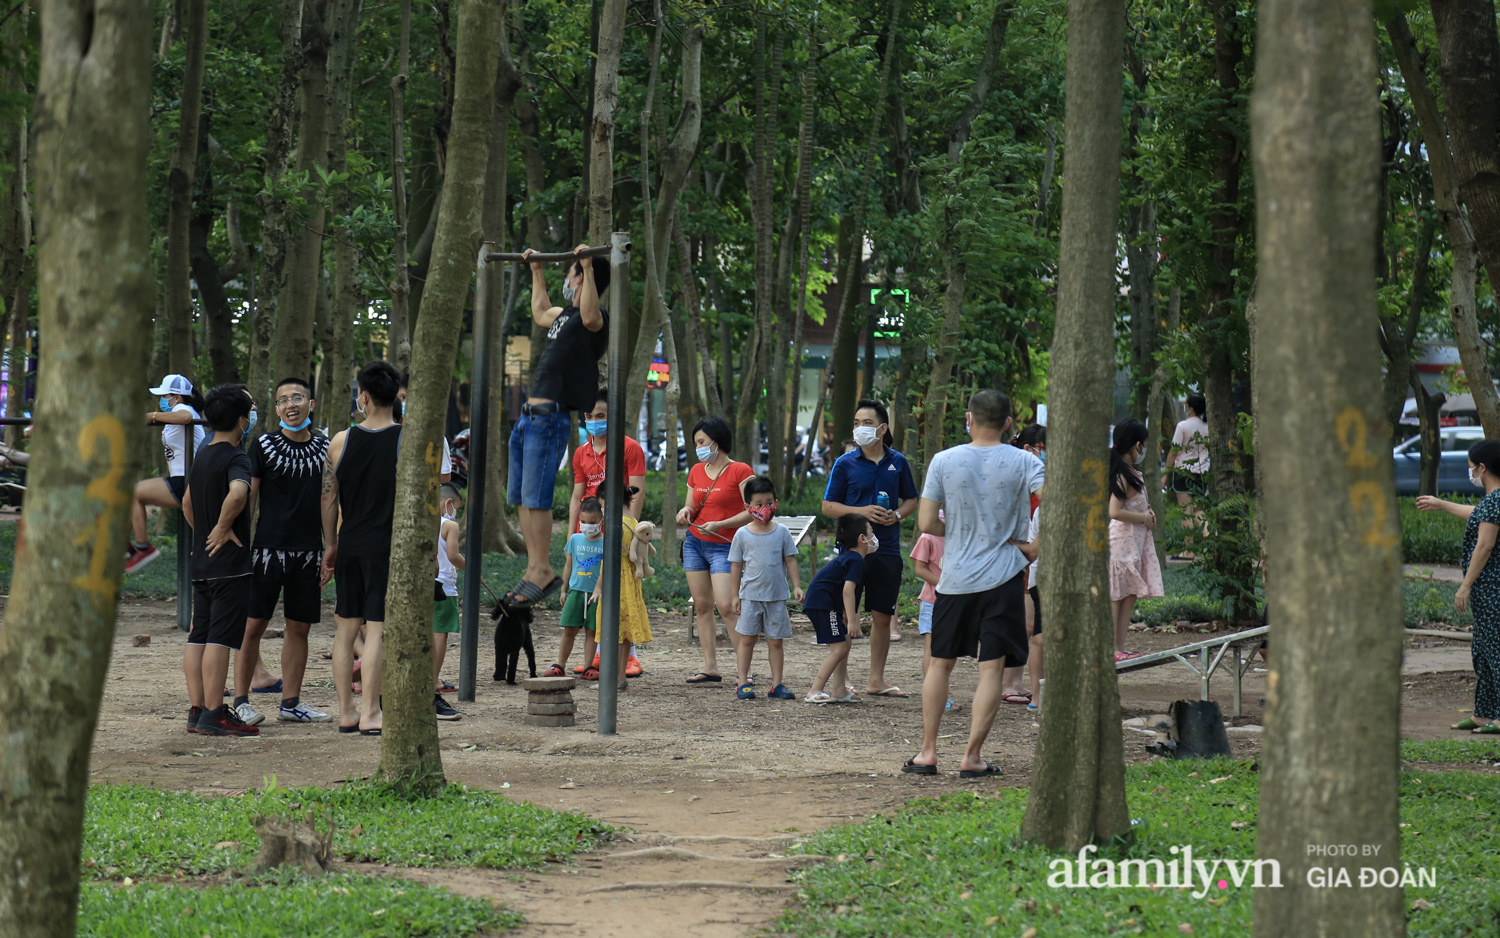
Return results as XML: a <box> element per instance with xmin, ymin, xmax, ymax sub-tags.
<box><xmin>902</xmin><ymin>757</ymin><xmax>936</xmax><ymax>776</ymax></box>
<box><xmin>502</xmin><ymin>576</ymin><xmax>563</xmax><ymax>610</ymax></box>
<box><xmin>685</xmin><ymin>672</ymin><xmax>723</xmax><ymax>684</ymax></box>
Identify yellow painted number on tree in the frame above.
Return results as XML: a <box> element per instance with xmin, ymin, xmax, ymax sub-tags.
<box><xmin>74</xmin><ymin>416</ymin><xmax>129</xmax><ymax>605</ymax></box>
<box><xmin>1080</xmin><ymin>458</ymin><xmax>1108</xmax><ymax>553</ymax></box>
<box><xmin>1337</xmin><ymin>407</ymin><xmax>1397</xmax><ymax>548</ymax></box>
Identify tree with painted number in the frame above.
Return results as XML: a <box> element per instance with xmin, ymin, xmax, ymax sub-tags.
<box><xmin>0</xmin><ymin>0</ymin><xmax>156</xmax><ymax>931</ymax></box>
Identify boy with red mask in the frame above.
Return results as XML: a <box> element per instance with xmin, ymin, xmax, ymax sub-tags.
<box><xmin>728</xmin><ymin>476</ymin><xmax>804</xmax><ymax>701</ymax></box>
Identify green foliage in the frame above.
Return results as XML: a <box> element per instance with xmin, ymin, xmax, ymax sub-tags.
<box><xmin>1399</xmin><ymin>496</ymin><xmax>1472</xmax><ymax>566</ymax></box>
<box><xmin>79</xmin><ymin>870</ymin><xmax>514</xmax><ymax>938</ymax></box>
<box><xmin>1400</xmin><ymin>738</ymin><xmax>1500</xmax><ymax>765</ymax></box>
<box><xmin>775</xmin><ymin>761</ymin><xmax>1500</xmax><ymax>938</ymax></box>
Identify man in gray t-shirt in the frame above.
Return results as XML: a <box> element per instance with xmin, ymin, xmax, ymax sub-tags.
<box><xmin>901</xmin><ymin>390</ymin><xmax>1042</xmax><ymax>780</ymax></box>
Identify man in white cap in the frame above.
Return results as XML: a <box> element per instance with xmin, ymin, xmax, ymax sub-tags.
<box><xmin>129</xmin><ymin>374</ymin><xmax>207</xmax><ymax>573</ymax></box>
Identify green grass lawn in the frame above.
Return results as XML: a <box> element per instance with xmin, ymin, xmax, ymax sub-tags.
<box><xmin>775</xmin><ymin>757</ymin><xmax>1500</xmax><ymax>938</ymax></box>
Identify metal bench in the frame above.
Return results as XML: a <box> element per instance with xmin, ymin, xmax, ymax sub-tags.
<box><xmin>686</xmin><ymin>516</ymin><xmax>819</xmax><ymax>642</ymax></box>
<box><xmin>1115</xmin><ymin>625</ymin><xmax>1268</xmax><ymax>717</ymax></box>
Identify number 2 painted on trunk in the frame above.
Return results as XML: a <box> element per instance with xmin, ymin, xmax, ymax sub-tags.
<box><xmin>74</xmin><ymin>416</ymin><xmax>129</xmax><ymax>606</ymax></box>
<box><xmin>1337</xmin><ymin>407</ymin><xmax>1397</xmax><ymax>548</ymax></box>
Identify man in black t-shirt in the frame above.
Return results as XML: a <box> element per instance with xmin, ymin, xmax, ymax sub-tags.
<box><xmin>234</xmin><ymin>377</ymin><xmax>333</xmax><ymax>727</ymax></box>
<box><xmin>182</xmin><ymin>385</ymin><xmax>259</xmax><ymax>737</ymax></box>
<box><xmin>502</xmin><ymin>244</ymin><xmax>610</xmax><ymax>610</ymax></box>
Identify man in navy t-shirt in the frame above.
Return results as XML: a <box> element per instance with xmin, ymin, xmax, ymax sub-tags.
<box><xmin>821</xmin><ymin>398</ymin><xmax>919</xmax><ymax>697</ymax></box>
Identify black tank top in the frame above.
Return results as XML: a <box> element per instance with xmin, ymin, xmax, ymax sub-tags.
<box><xmin>335</xmin><ymin>424</ymin><xmax>401</xmax><ymax>557</ymax></box>
<box><xmin>530</xmin><ymin>306</ymin><xmax>609</xmax><ymax>411</ymax></box>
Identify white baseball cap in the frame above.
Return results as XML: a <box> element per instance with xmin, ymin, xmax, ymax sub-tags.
<box><xmin>149</xmin><ymin>374</ymin><xmax>194</xmax><ymax>396</ymax></box>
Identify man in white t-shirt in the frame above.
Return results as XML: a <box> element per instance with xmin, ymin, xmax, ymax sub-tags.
<box><xmin>1166</xmin><ymin>393</ymin><xmax>1209</xmax><ymax>559</ymax></box>
<box><xmin>901</xmin><ymin>390</ymin><xmax>1043</xmax><ymax>780</ymax></box>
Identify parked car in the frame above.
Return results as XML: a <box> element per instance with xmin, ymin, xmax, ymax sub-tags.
<box><xmin>1392</xmin><ymin>426</ymin><xmax>1488</xmax><ymax>495</ymax></box>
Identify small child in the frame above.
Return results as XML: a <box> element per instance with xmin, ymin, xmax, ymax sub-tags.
<box><xmin>802</xmin><ymin>515</ymin><xmax>876</xmax><ymax>703</ymax></box>
<box><xmin>544</xmin><ymin>496</ymin><xmax>605</xmax><ymax>677</ymax></box>
<box><xmin>909</xmin><ymin>510</ymin><xmax>956</xmax><ymax>713</ymax></box>
<box><xmin>728</xmin><ymin>476</ymin><xmax>803</xmax><ymax>700</ymax></box>
<box><xmin>433</xmin><ymin>484</ymin><xmax>464</xmax><ymax>721</ymax></box>
<box><xmin>585</xmin><ymin>483</ymin><xmax>654</xmax><ymax>692</ymax></box>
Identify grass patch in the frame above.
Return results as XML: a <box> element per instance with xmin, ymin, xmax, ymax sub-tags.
<box><xmin>1400</xmin><ymin>496</ymin><xmax>1474</xmax><ymax>566</ymax></box>
<box><xmin>1400</xmin><ymin>738</ymin><xmax>1500</xmax><ymax>765</ymax></box>
<box><xmin>775</xmin><ymin>760</ymin><xmax>1500</xmax><ymax>938</ymax></box>
<box><xmin>79</xmin><ymin>869</ymin><xmax>514</xmax><ymax>938</ymax></box>
<box><xmin>83</xmin><ymin>781</ymin><xmax>611</xmax><ymax>879</ymax></box>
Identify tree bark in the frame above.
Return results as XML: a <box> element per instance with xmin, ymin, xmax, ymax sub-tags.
<box><xmin>1141</xmin><ymin>285</ymin><xmax>1180</xmax><ymax>576</ymax></box>
<box><xmin>387</xmin><ymin>0</ymin><xmax>413</xmax><ymax>376</ymax></box>
<box><xmin>378</xmin><ymin>0</ymin><xmax>507</xmax><ymax>787</ymax></box>
<box><xmin>1019</xmin><ymin>0</ymin><xmax>1131</xmax><ymax>852</ymax></box>
<box><xmin>319</xmin><ymin>0</ymin><xmax>362</xmax><ymax>428</ymax></box>
<box><xmin>0</xmin><ymin>0</ymin><xmax>155</xmax><ymax>928</ymax></box>
<box><xmin>1251</xmin><ymin>0</ymin><xmax>1406</xmax><ymax>933</ymax></box>
<box><xmin>0</xmin><ymin>4</ymin><xmax>30</xmax><ymax>449</ymax></box>
<box><xmin>189</xmin><ymin>133</ymin><xmax>243</xmax><ymax>385</ymax></box>
<box><xmin>164</xmin><ymin>0</ymin><xmax>208</xmax><ymax>376</ymax></box>
<box><xmin>780</xmin><ymin>25</ymin><xmax>817</xmax><ymax>489</ymax></box>
<box><xmin>587</xmin><ymin>0</ymin><xmax>626</xmax><ymax>245</ymax></box>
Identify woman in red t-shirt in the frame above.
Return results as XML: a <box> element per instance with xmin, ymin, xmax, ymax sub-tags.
<box><xmin>674</xmin><ymin>415</ymin><xmax>754</xmax><ymax>683</ymax></box>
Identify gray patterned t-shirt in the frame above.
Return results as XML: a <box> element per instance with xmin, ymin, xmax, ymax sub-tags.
<box><xmin>921</xmin><ymin>443</ymin><xmax>1044</xmax><ymax>595</ymax></box>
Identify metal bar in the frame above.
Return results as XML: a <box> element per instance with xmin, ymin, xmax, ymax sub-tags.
<box><xmin>484</xmin><ymin>244</ymin><xmax>621</xmax><ymax>264</ymax></box>
<box><xmin>1232</xmin><ymin>647</ymin><xmax>1243</xmax><ymax>718</ymax></box>
<box><xmin>1200</xmin><ymin>646</ymin><xmax>1209</xmax><ymax>700</ymax></box>
<box><xmin>596</xmin><ymin>232</ymin><xmax>631</xmax><ymax>736</ymax></box>
<box><xmin>459</xmin><ymin>242</ymin><xmax>495</xmax><ymax>703</ymax></box>
<box><xmin>177</xmin><ymin>430</ymin><xmax>193</xmax><ymax>632</ymax></box>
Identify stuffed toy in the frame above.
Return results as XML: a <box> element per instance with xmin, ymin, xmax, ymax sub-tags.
<box><xmin>629</xmin><ymin>520</ymin><xmax>658</xmax><ymax>579</ymax></box>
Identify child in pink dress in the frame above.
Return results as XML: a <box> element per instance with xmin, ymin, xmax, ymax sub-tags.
<box><xmin>1108</xmin><ymin>420</ymin><xmax>1164</xmax><ymax>661</ymax></box>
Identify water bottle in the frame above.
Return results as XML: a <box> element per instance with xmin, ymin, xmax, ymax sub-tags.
<box><xmin>875</xmin><ymin>491</ymin><xmax>891</xmax><ymax>512</ymax></box>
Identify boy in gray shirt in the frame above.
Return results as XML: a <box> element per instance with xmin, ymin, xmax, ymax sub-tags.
<box><xmin>730</xmin><ymin>477</ymin><xmax>805</xmax><ymax>701</ymax></box>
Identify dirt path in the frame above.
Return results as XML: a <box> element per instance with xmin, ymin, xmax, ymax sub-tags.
<box><xmin>27</xmin><ymin>600</ymin><xmax>1484</xmax><ymax>936</ymax></box>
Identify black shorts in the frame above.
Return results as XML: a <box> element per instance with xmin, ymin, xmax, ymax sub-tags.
<box><xmin>858</xmin><ymin>553</ymin><xmax>902</xmax><ymax>616</ymax></box>
<box><xmin>1170</xmin><ymin>469</ymin><xmax>1207</xmax><ymax>497</ymax></box>
<box><xmin>1030</xmin><ymin>585</ymin><xmax>1042</xmax><ymax>638</ymax></box>
<box><xmin>930</xmin><ymin>573</ymin><xmax>1028</xmax><ymax>664</ymax></box>
<box><xmin>188</xmin><ymin>575</ymin><xmax>252</xmax><ymax>648</ymax></box>
<box><xmin>249</xmin><ymin>549</ymin><xmax>323</xmax><ymax>623</ymax></box>
<box><xmin>166</xmin><ymin>475</ymin><xmax>187</xmax><ymax>504</ymax></box>
<box><xmin>807</xmin><ymin>608</ymin><xmax>849</xmax><ymax>645</ymax></box>
<box><xmin>334</xmin><ymin>552</ymin><xmax>391</xmax><ymax>622</ymax></box>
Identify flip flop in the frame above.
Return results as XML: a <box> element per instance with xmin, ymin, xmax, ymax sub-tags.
<box><xmin>833</xmin><ymin>690</ymin><xmax>861</xmax><ymax>703</ymax></box>
<box><xmin>359</xmin><ymin>727</ymin><xmax>382</xmax><ymax>736</ymax></box>
<box><xmin>944</xmin><ymin>699</ymin><xmax>964</xmax><ymax>713</ymax></box>
<box><xmin>685</xmin><ymin>672</ymin><xmax>723</xmax><ymax>684</ymax></box>
<box><xmin>437</xmin><ymin>681</ymin><xmax>457</xmax><ymax>693</ymax></box>
<box><xmin>902</xmin><ymin>758</ymin><xmax>937</xmax><ymax>776</ymax></box>
<box><xmin>1473</xmin><ymin>722</ymin><xmax>1500</xmax><ymax>735</ymax></box>
<box><xmin>252</xmin><ymin>679</ymin><xmax>283</xmax><ymax>694</ymax></box>
<box><xmin>501</xmin><ymin>576</ymin><xmax>563</xmax><ymax>610</ymax></box>
<box><xmin>1001</xmin><ymin>692</ymin><xmax>1031</xmax><ymax>705</ymax></box>
<box><xmin>338</xmin><ymin>724</ymin><xmax>360</xmax><ymax>734</ymax></box>
<box><xmin>959</xmin><ymin>761</ymin><xmax>1003</xmax><ymax>779</ymax></box>
<box><xmin>1453</xmin><ymin>717</ymin><xmax>1483</xmax><ymax>731</ymax></box>
<box><xmin>804</xmin><ymin>692</ymin><xmax>834</xmax><ymax>704</ymax></box>
<box><xmin>867</xmin><ymin>686</ymin><xmax>909</xmax><ymax>698</ymax></box>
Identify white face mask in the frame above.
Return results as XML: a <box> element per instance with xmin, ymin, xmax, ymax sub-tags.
<box><xmin>562</xmin><ymin>278</ymin><xmax>578</xmax><ymax>305</ymax></box>
<box><xmin>580</xmin><ymin>522</ymin><xmax>602</xmax><ymax>537</ymax></box>
<box><xmin>853</xmin><ymin>426</ymin><xmax>880</xmax><ymax>447</ymax></box>
<box><xmin>1472</xmin><ymin>467</ymin><xmax>1485</xmax><ymax>489</ymax></box>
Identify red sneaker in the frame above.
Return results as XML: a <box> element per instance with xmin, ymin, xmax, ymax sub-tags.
<box><xmin>195</xmin><ymin>705</ymin><xmax>260</xmax><ymax>737</ymax></box>
<box><xmin>124</xmin><ymin>543</ymin><xmax>161</xmax><ymax>574</ymax></box>
<box><xmin>626</xmin><ymin>655</ymin><xmax>643</xmax><ymax>678</ymax></box>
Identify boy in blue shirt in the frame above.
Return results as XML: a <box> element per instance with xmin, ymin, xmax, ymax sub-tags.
<box><xmin>543</xmin><ymin>496</ymin><xmax>606</xmax><ymax>677</ymax></box>
<box><xmin>802</xmin><ymin>515</ymin><xmax>877</xmax><ymax>704</ymax></box>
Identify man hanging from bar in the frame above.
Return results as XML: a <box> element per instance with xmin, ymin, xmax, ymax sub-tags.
<box><xmin>501</xmin><ymin>244</ymin><xmax>611</xmax><ymax>610</ymax></box>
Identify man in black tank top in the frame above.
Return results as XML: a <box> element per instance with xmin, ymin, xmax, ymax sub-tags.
<box><xmin>502</xmin><ymin>244</ymin><xmax>610</xmax><ymax>610</ymax></box>
<box><xmin>321</xmin><ymin>361</ymin><xmax>402</xmax><ymax>735</ymax></box>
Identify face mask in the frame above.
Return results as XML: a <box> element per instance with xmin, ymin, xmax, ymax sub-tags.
<box><xmin>696</xmin><ymin>444</ymin><xmax>717</xmax><ymax>462</ymax></box>
<box><xmin>281</xmin><ymin>416</ymin><xmax>313</xmax><ymax>432</ymax></box>
<box><xmin>355</xmin><ymin>395</ymin><xmax>367</xmax><ymax>417</ymax></box>
<box><xmin>159</xmin><ymin>396</ymin><xmax>173</xmax><ymax>412</ymax></box>
<box><xmin>586</xmin><ymin>419</ymin><xmax>608</xmax><ymax>438</ymax></box>
<box><xmin>1472</xmin><ymin>467</ymin><xmax>1485</xmax><ymax>488</ymax></box>
<box><xmin>580</xmin><ymin>522</ymin><xmax>602</xmax><ymax>537</ymax></box>
<box><xmin>247</xmin><ymin>410</ymin><xmax>258</xmax><ymax>434</ymax></box>
<box><xmin>852</xmin><ymin>426</ymin><xmax>880</xmax><ymax>448</ymax></box>
<box><xmin>562</xmin><ymin>279</ymin><xmax>578</xmax><ymax>305</ymax></box>
<box><xmin>1038</xmin><ymin>450</ymin><xmax>1047</xmax><ymax>465</ymax></box>
<box><xmin>748</xmin><ymin>502</ymin><xmax>777</xmax><ymax>524</ymax></box>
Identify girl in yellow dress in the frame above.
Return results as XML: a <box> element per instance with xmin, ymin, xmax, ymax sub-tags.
<box><xmin>589</xmin><ymin>484</ymin><xmax>653</xmax><ymax>691</ymax></box>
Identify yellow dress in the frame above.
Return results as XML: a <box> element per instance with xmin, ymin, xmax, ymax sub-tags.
<box><xmin>616</xmin><ymin>516</ymin><xmax>653</xmax><ymax>645</ymax></box>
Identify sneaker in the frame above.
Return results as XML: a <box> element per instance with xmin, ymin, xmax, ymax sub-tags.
<box><xmin>543</xmin><ymin>664</ymin><xmax>565</xmax><ymax>677</ymax></box>
<box><xmin>736</xmin><ymin>683</ymin><xmax>756</xmax><ymax>700</ymax></box>
<box><xmin>626</xmin><ymin>655</ymin><xmax>643</xmax><ymax>678</ymax></box>
<box><xmin>278</xmin><ymin>702</ymin><xmax>332</xmax><ymax>723</ymax></box>
<box><xmin>434</xmin><ymin>694</ymin><xmax>461</xmax><ymax>721</ymax></box>
<box><xmin>187</xmin><ymin>706</ymin><xmax>204</xmax><ymax>733</ymax></box>
<box><xmin>124</xmin><ymin>543</ymin><xmax>161</xmax><ymax>574</ymax></box>
<box><xmin>768</xmin><ymin>684</ymin><xmax>795</xmax><ymax>700</ymax></box>
<box><xmin>234</xmin><ymin>701</ymin><xmax>265</xmax><ymax>726</ymax></box>
<box><xmin>196</xmin><ymin>705</ymin><xmax>260</xmax><ymax>737</ymax></box>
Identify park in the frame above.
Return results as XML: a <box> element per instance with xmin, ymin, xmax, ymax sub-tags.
<box><xmin>2</xmin><ymin>0</ymin><xmax>1500</xmax><ymax>937</ymax></box>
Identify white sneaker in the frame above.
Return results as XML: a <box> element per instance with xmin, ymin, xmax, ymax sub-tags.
<box><xmin>234</xmin><ymin>701</ymin><xmax>265</xmax><ymax>726</ymax></box>
<box><xmin>278</xmin><ymin>702</ymin><xmax>332</xmax><ymax>723</ymax></box>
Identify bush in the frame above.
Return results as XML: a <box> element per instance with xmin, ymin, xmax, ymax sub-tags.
<box><xmin>1399</xmin><ymin>496</ymin><xmax>1471</xmax><ymax>566</ymax></box>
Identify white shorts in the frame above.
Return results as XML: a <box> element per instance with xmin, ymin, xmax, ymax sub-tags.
<box><xmin>735</xmin><ymin>599</ymin><xmax>793</xmax><ymax>640</ymax></box>
<box><xmin>918</xmin><ymin>600</ymin><xmax>934</xmax><ymax>635</ymax></box>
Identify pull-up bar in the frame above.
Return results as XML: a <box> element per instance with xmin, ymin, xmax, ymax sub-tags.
<box><xmin>459</xmin><ymin>236</ymin><xmax>633</xmax><ymax>739</ymax></box>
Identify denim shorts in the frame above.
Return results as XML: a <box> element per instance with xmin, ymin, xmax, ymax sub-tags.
<box><xmin>507</xmin><ymin>409</ymin><xmax>572</xmax><ymax>510</ymax></box>
<box><xmin>682</xmin><ymin>535</ymin><xmax>733</xmax><ymax>574</ymax></box>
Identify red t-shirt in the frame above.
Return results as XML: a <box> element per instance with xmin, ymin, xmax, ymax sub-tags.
<box><xmin>571</xmin><ymin>435</ymin><xmax>646</xmax><ymax>533</ymax></box>
<box><xmin>686</xmin><ymin>459</ymin><xmax>755</xmax><ymax>543</ymax></box>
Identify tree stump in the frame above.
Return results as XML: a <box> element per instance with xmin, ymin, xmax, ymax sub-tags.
<box><xmin>251</xmin><ymin>810</ymin><xmax>335</xmax><ymax>874</ymax></box>
<box><xmin>522</xmin><ymin>675</ymin><xmax>577</xmax><ymax>726</ymax></box>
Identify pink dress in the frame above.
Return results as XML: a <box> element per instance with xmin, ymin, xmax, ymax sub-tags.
<box><xmin>1109</xmin><ymin>482</ymin><xmax>1164</xmax><ymax>601</ymax></box>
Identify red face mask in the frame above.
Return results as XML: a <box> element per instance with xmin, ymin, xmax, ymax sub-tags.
<box><xmin>748</xmin><ymin>502</ymin><xmax>777</xmax><ymax>524</ymax></box>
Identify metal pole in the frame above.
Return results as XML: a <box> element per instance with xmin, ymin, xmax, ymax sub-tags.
<box><xmin>459</xmin><ymin>242</ymin><xmax>495</xmax><ymax>702</ymax></box>
<box><xmin>485</xmin><ymin>244</ymin><xmax>620</xmax><ymax>264</ymax></box>
<box><xmin>177</xmin><ymin>430</ymin><xmax>193</xmax><ymax>631</ymax></box>
<box><xmin>596</xmin><ymin>232</ymin><xmax>631</xmax><ymax>735</ymax></box>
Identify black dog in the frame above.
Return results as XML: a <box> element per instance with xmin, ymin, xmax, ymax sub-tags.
<box><xmin>491</xmin><ymin>602</ymin><xmax>536</xmax><ymax>684</ymax></box>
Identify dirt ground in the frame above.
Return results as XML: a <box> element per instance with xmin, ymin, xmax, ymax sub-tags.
<box><xmin>23</xmin><ymin>598</ymin><xmax>1489</xmax><ymax>937</ymax></box>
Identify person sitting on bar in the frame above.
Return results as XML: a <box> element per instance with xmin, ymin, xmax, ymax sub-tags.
<box><xmin>501</xmin><ymin>243</ymin><xmax>610</xmax><ymax>610</ymax></box>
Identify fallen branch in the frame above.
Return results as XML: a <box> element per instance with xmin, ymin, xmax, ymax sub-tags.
<box><xmin>1407</xmin><ymin>629</ymin><xmax>1473</xmax><ymax>642</ymax></box>
<box><xmin>583</xmin><ymin>880</ymin><xmax>802</xmax><ymax>894</ymax></box>
<box><xmin>608</xmin><ymin>846</ymin><xmax>827</xmax><ymax>864</ymax></box>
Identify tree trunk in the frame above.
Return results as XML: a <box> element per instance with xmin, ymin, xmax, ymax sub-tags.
<box><xmin>250</xmin><ymin>0</ymin><xmax>306</xmax><ymax>411</ymax></box>
<box><xmin>378</xmin><ymin>0</ymin><xmax>507</xmax><ymax>787</ymax></box>
<box><xmin>1142</xmin><ymin>285</ymin><xmax>1180</xmax><ymax>576</ymax></box>
<box><xmin>189</xmin><ymin>130</ymin><xmax>243</xmax><ymax>385</ymax></box>
<box><xmin>1388</xmin><ymin>10</ymin><xmax>1500</xmax><ymax>439</ymax></box>
<box><xmin>387</xmin><ymin>0</ymin><xmax>413</xmax><ymax>376</ymax></box>
<box><xmin>1413</xmin><ymin>374</ymin><xmax>1443</xmax><ymax>496</ymax></box>
<box><xmin>1251</xmin><ymin>1</ymin><xmax>1406</xmax><ymax>934</ymax></box>
<box><xmin>273</xmin><ymin>0</ymin><xmax>334</xmax><ymax>385</ymax></box>
<box><xmin>319</xmin><ymin>0</ymin><xmax>361</xmax><ymax>429</ymax></box>
<box><xmin>587</xmin><ymin>0</ymin><xmax>626</xmax><ymax>245</ymax></box>
<box><xmin>1</xmin><ymin>3</ymin><xmax>30</xmax><ymax>451</ymax></box>
<box><xmin>781</xmin><ymin>26</ymin><xmax>817</xmax><ymax>488</ymax></box>
<box><xmin>1377</xmin><ymin>217</ymin><xmax>1433</xmax><ymax>437</ymax></box>
<box><xmin>1019</xmin><ymin>0</ymin><xmax>1130</xmax><ymax>852</ymax></box>
<box><xmin>0</xmin><ymin>0</ymin><xmax>155</xmax><ymax>929</ymax></box>
<box><xmin>163</xmin><ymin>0</ymin><xmax>207</xmax><ymax>376</ymax></box>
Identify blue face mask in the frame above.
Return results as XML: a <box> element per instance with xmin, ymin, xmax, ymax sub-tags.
<box><xmin>696</xmin><ymin>444</ymin><xmax>716</xmax><ymax>462</ymax></box>
<box><xmin>241</xmin><ymin>411</ymin><xmax>257</xmax><ymax>443</ymax></box>
<box><xmin>159</xmin><ymin>396</ymin><xmax>173</xmax><ymax>412</ymax></box>
<box><xmin>281</xmin><ymin>416</ymin><xmax>313</xmax><ymax>432</ymax></box>
<box><xmin>586</xmin><ymin>420</ymin><xmax>608</xmax><ymax>438</ymax></box>
<box><xmin>1039</xmin><ymin>451</ymin><xmax>1047</xmax><ymax>465</ymax></box>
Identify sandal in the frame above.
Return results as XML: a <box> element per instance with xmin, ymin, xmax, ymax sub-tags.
<box><xmin>959</xmin><ymin>760</ymin><xmax>1004</xmax><ymax>779</ymax></box>
<box><xmin>804</xmin><ymin>692</ymin><xmax>834</xmax><ymax>704</ymax></box>
<box><xmin>1001</xmin><ymin>692</ymin><xmax>1031</xmax><ymax>705</ymax></box>
<box><xmin>501</xmin><ymin>576</ymin><xmax>563</xmax><ymax>611</ymax></box>
<box><xmin>582</xmin><ymin>668</ymin><xmax>600</xmax><ymax>681</ymax></box>
<box><xmin>867</xmin><ymin>686</ymin><xmax>908</xmax><ymax>698</ymax></box>
<box><xmin>1453</xmin><ymin>717</ymin><xmax>1483</xmax><ymax>731</ymax></box>
<box><xmin>1473</xmin><ymin>722</ymin><xmax>1500</xmax><ymax>735</ymax></box>
<box><xmin>901</xmin><ymin>757</ymin><xmax>936</xmax><ymax>776</ymax></box>
<box><xmin>685</xmin><ymin>672</ymin><xmax>722</xmax><ymax>684</ymax></box>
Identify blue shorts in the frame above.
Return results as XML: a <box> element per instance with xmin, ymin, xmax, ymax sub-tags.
<box><xmin>682</xmin><ymin>535</ymin><xmax>733</xmax><ymax>574</ymax></box>
<box><xmin>507</xmin><ymin>409</ymin><xmax>572</xmax><ymax>510</ymax></box>
<box><xmin>808</xmin><ymin>608</ymin><xmax>849</xmax><ymax>645</ymax></box>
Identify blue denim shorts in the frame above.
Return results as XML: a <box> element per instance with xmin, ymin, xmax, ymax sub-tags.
<box><xmin>507</xmin><ymin>409</ymin><xmax>572</xmax><ymax>510</ymax></box>
<box><xmin>682</xmin><ymin>535</ymin><xmax>733</xmax><ymax>574</ymax></box>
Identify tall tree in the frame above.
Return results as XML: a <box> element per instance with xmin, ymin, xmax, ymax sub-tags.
<box><xmin>378</xmin><ymin>0</ymin><xmax>509</xmax><ymax>787</ymax></box>
<box><xmin>0</xmin><ymin>0</ymin><xmax>155</xmax><ymax>929</ymax></box>
<box><xmin>587</xmin><ymin>0</ymin><xmax>626</xmax><ymax>245</ymax></box>
<box><xmin>0</xmin><ymin>2</ymin><xmax>29</xmax><ymax>450</ymax></box>
<box><xmin>386</xmin><ymin>0</ymin><xmax>413</xmax><ymax>376</ymax></box>
<box><xmin>318</xmin><ymin>0</ymin><xmax>362</xmax><ymax>419</ymax></box>
<box><xmin>163</xmin><ymin>0</ymin><xmax>209</xmax><ymax>375</ymax></box>
<box><xmin>1019</xmin><ymin>0</ymin><xmax>1130</xmax><ymax>851</ymax></box>
<box><xmin>1251</xmin><ymin>0</ymin><xmax>1407</xmax><ymax>933</ymax></box>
